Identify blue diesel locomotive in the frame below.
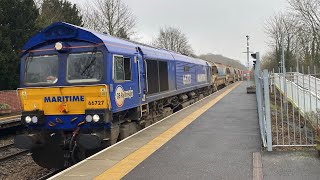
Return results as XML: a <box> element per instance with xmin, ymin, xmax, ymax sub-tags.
<box><xmin>15</xmin><ymin>22</ymin><xmax>217</xmax><ymax>168</ymax></box>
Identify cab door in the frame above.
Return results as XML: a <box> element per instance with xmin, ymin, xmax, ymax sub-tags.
<box><xmin>136</xmin><ymin>54</ymin><xmax>147</xmax><ymax>103</ymax></box>
<box><xmin>112</xmin><ymin>55</ymin><xmax>140</xmax><ymax>111</ymax></box>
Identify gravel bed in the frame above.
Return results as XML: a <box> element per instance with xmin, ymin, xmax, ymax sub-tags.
<box><xmin>0</xmin><ymin>144</ymin><xmax>25</xmax><ymax>160</ymax></box>
<box><xmin>0</xmin><ymin>124</ymin><xmax>54</xmax><ymax>179</ymax></box>
<box><xmin>0</xmin><ymin>136</ymin><xmax>14</xmax><ymax>147</ymax></box>
<box><xmin>0</xmin><ymin>154</ymin><xmax>54</xmax><ymax>180</ymax></box>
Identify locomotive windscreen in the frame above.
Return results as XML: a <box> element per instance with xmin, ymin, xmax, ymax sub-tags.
<box><xmin>24</xmin><ymin>55</ymin><xmax>59</xmax><ymax>84</ymax></box>
<box><xmin>67</xmin><ymin>52</ymin><xmax>103</xmax><ymax>83</ymax></box>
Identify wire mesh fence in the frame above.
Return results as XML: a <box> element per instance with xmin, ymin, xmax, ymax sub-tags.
<box><xmin>256</xmin><ymin>66</ymin><xmax>320</xmax><ymax>151</ymax></box>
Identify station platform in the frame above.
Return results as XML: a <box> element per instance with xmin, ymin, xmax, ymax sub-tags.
<box><xmin>0</xmin><ymin>115</ymin><xmax>21</xmax><ymax>129</ymax></box>
<box><xmin>50</xmin><ymin>82</ymin><xmax>261</xmax><ymax>180</ymax></box>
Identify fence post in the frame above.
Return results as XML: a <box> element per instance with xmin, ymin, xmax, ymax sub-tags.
<box><xmin>263</xmin><ymin>69</ymin><xmax>273</xmax><ymax>151</ymax></box>
<box><xmin>254</xmin><ymin>52</ymin><xmax>266</xmax><ymax>147</ymax></box>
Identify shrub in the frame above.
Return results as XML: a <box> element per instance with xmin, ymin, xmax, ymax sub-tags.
<box><xmin>0</xmin><ymin>103</ymin><xmax>11</xmax><ymax>111</ymax></box>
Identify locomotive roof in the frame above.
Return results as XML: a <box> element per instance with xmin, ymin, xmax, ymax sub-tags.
<box><xmin>210</xmin><ymin>62</ymin><xmax>226</xmax><ymax>68</ymax></box>
<box><xmin>22</xmin><ymin>22</ymin><xmax>208</xmax><ymax>66</ymax></box>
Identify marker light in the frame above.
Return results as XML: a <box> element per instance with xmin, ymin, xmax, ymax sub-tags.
<box><xmin>55</xmin><ymin>42</ymin><xmax>63</xmax><ymax>50</ymax></box>
<box><xmin>85</xmin><ymin>115</ymin><xmax>93</xmax><ymax>122</ymax></box>
<box><xmin>25</xmin><ymin>116</ymin><xmax>32</xmax><ymax>124</ymax></box>
<box><xmin>31</xmin><ymin>116</ymin><xmax>38</xmax><ymax>124</ymax></box>
<box><xmin>93</xmin><ymin>114</ymin><xmax>100</xmax><ymax>122</ymax></box>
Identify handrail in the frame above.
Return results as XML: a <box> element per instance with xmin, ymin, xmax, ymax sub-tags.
<box><xmin>273</xmin><ymin>73</ymin><xmax>320</xmax><ymax>123</ymax></box>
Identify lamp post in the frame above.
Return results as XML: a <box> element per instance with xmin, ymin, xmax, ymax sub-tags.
<box><xmin>246</xmin><ymin>35</ymin><xmax>250</xmax><ymax>86</ymax></box>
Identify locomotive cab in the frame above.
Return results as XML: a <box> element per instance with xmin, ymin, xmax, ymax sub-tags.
<box><xmin>16</xmin><ymin>41</ymin><xmax>115</xmax><ymax>168</ymax></box>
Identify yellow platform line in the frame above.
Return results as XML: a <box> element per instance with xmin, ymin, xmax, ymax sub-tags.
<box><xmin>95</xmin><ymin>82</ymin><xmax>241</xmax><ymax>180</ymax></box>
<box><xmin>0</xmin><ymin>114</ymin><xmax>21</xmax><ymax>121</ymax></box>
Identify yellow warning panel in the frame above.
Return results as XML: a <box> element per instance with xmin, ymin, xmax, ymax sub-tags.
<box><xmin>18</xmin><ymin>85</ymin><xmax>111</xmax><ymax>115</ymax></box>
<box><xmin>23</xmin><ymin>99</ymin><xmax>43</xmax><ymax>111</ymax></box>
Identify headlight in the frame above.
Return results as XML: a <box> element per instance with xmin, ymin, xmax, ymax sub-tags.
<box><xmin>31</xmin><ymin>116</ymin><xmax>38</xmax><ymax>123</ymax></box>
<box><xmin>85</xmin><ymin>115</ymin><xmax>93</xmax><ymax>122</ymax></box>
<box><xmin>55</xmin><ymin>42</ymin><xmax>63</xmax><ymax>50</ymax></box>
<box><xmin>25</xmin><ymin>116</ymin><xmax>32</xmax><ymax>124</ymax></box>
<box><xmin>93</xmin><ymin>114</ymin><xmax>100</xmax><ymax>122</ymax></box>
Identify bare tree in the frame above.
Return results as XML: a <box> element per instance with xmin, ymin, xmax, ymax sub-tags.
<box><xmin>264</xmin><ymin>12</ymin><xmax>300</xmax><ymax>70</ymax></box>
<box><xmin>263</xmin><ymin>0</ymin><xmax>320</xmax><ymax>71</ymax></box>
<box><xmin>82</xmin><ymin>0</ymin><xmax>136</xmax><ymax>39</ymax></box>
<box><xmin>261</xmin><ymin>51</ymin><xmax>280</xmax><ymax>71</ymax></box>
<box><xmin>289</xmin><ymin>0</ymin><xmax>320</xmax><ymax>33</ymax></box>
<box><xmin>153</xmin><ymin>27</ymin><xmax>194</xmax><ymax>56</ymax></box>
<box><xmin>289</xmin><ymin>0</ymin><xmax>320</xmax><ymax>66</ymax></box>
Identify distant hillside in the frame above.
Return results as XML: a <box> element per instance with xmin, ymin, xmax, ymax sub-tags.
<box><xmin>199</xmin><ymin>53</ymin><xmax>247</xmax><ymax>70</ymax></box>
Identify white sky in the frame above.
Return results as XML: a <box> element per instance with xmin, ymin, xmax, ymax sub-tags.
<box><xmin>71</xmin><ymin>0</ymin><xmax>289</xmax><ymax>65</ymax></box>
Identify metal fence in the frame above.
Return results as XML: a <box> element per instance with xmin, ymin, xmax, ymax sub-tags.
<box><xmin>256</xmin><ymin>67</ymin><xmax>319</xmax><ymax>151</ymax></box>
<box><xmin>255</xmin><ymin>69</ymin><xmax>272</xmax><ymax>150</ymax></box>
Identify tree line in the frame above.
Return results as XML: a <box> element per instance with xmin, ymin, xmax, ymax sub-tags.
<box><xmin>262</xmin><ymin>0</ymin><xmax>320</xmax><ymax>73</ymax></box>
<box><xmin>0</xmin><ymin>0</ymin><xmax>83</xmax><ymax>90</ymax></box>
<box><xmin>0</xmin><ymin>0</ymin><xmax>243</xmax><ymax>90</ymax></box>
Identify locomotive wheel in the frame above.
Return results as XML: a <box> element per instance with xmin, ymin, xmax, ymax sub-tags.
<box><xmin>31</xmin><ymin>134</ymin><xmax>65</xmax><ymax>169</ymax></box>
<box><xmin>31</xmin><ymin>133</ymin><xmax>87</xmax><ymax>169</ymax></box>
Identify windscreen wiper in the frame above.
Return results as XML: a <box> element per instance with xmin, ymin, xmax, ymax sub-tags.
<box><xmin>80</xmin><ymin>48</ymin><xmax>98</xmax><ymax>77</ymax></box>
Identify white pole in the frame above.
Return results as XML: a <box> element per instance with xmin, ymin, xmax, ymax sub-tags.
<box><xmin>281</xmin><ymin>35</ymin><xmax>286</xmax><ymax>76</ymax></box>
<box><xmin>281</xmin><ymin>34</ymin><xmax>287</xmax><ymax>105</ymax></box>
<box><xmin>246</xmin><ymin>35</ymin><xmax>250</xmax><ymax>86</ymax></box>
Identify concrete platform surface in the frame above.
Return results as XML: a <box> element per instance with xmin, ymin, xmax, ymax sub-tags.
<box><xmin>262</xmin><ymin>151</ymin><xmax>320</xmax><ymax>180</ymax></box>
<box><xmin>123</xmin><ymin>82</ymin><xmax>261</xmax><ymax>180</ymax></box>
<box><xmin>50</xmin><ymin>82</ymin><xmax>242</xmax><ymax>180</ymax></box>
<box><xmin>0</xmin><ymin>115</ymin><xmax>20</xmax><ymax>124</ymax></box>
<box><xmin>0</xmin><ymin>115</ymin><xmax>21</xmax><ymax>129</ymax></box>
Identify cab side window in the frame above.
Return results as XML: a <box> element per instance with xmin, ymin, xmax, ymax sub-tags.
<box><xmin>113</xmin><ymin>55</ymin><xmax>132</xmax><ymax>82</ymax></box>
<box><xmin>226</xmin><ymin>68</ymin><xmax>230</xmax><ymax>74</ymax></box>
<box><xmin>124</xmin><ymin>58</ymin><xmax>132</xmax><ymax>80</ymax></box>
<box><xmin>212</xmin><ymin>66</ymin><xmax>218</xmax><ymax>74</ymax></box>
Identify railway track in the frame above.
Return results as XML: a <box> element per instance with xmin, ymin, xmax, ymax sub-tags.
<box><xmin>0</xmin><ymin>143</ymin><xmax>29</xmax><ymax>163</ymax></box>
<box><xmin>0</xmin><ymin>143</ymin><xmax>57</xmax><ymax>180</ymax></box>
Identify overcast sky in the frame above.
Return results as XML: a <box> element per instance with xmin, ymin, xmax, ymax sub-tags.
<box><xmin>71</xmin><ymin>0</ymin><xmax>289</xmax><ymax>66</ymax></box>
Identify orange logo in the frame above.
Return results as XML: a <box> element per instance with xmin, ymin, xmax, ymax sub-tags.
<box><xmin>59</xmin><ymin>103</ymin><xmax>69</xmax><ymax>113</ymax></box>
